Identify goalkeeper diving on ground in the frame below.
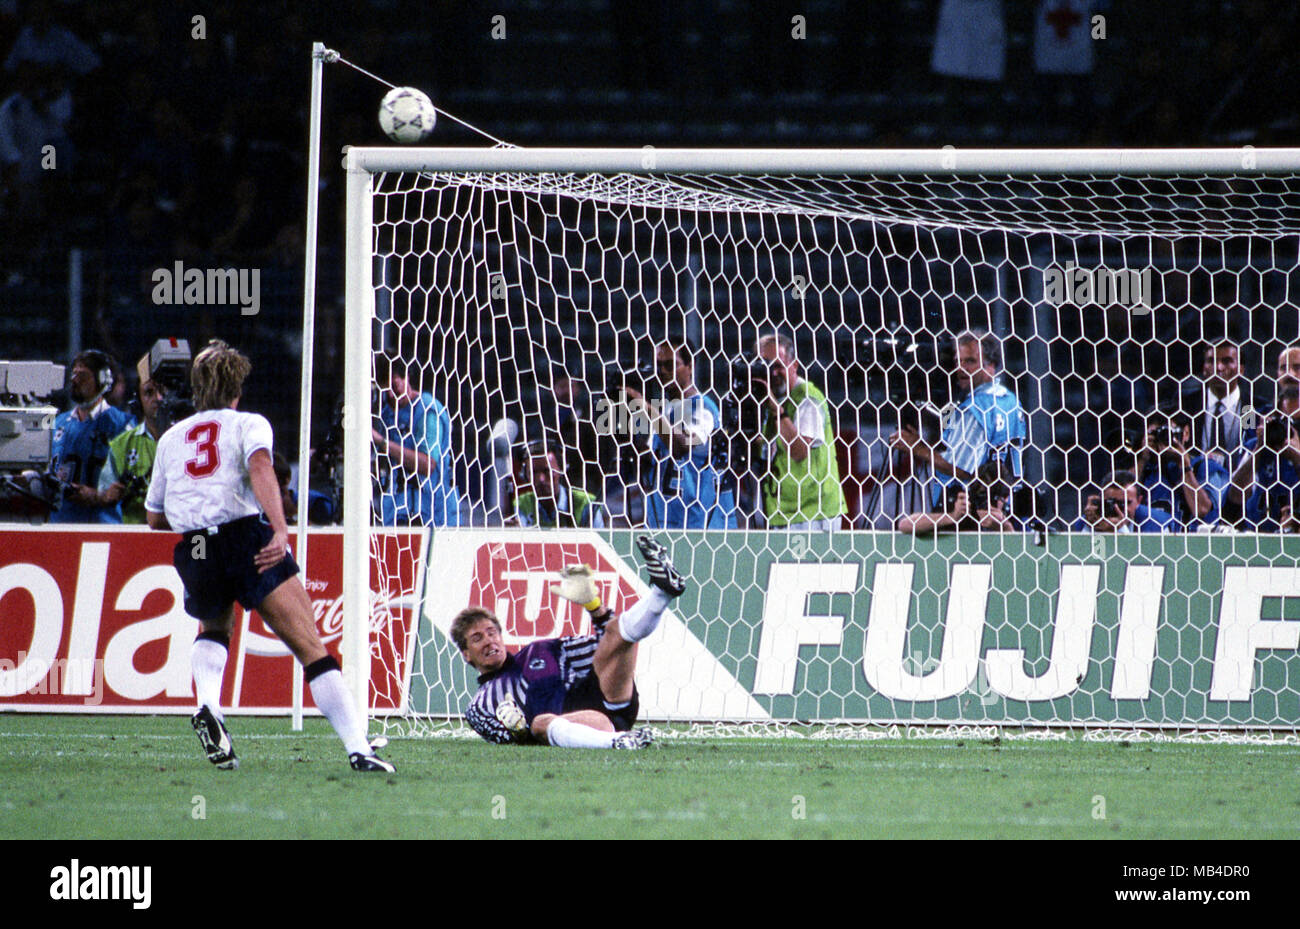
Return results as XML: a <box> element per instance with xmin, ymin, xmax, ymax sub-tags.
<box><xmin>452</xmin><ymin>535</ymin><xmax>687</xmax><ymax>748</ymax></box>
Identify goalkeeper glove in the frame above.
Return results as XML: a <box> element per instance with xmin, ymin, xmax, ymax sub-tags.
<box><xmin>550</xmin><ymin>564</ymin><xmax>602</xmax><ymax>611</ymax></box>
<box><xmin>495</xmin><ymin>693</ymin><xmax>528</xmax><ymax>738</ymax></box>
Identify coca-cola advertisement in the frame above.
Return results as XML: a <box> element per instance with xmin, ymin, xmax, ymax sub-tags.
<box><xmin>0</xmin><ymin>528</ymin><xmax>424</xmax><ymax>713</ymax></box>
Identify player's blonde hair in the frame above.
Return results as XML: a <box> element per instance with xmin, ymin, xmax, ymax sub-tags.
<box><xmin>191</xmin><ymin>339</ymin><xmax>251</xmax><ymax>410</ymax></box>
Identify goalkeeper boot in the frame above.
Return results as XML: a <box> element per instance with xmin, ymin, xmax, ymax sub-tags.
<box><xmin>636</xmin><ymin>535</ymin><xmax>686</xmax><ymax>598</ymax></box>
<box><xmin>611</xmin><ymin>726</ymin><xmax>655</xmax><ymax>750</ymax></box>
<box><xmin>191</xmin><ymin>706</ymin><xmax>239</xmax><ymax>770</ymax></box>
<box><xmin>349</xmin><ymin>752</ymin><xmax>396</xmax><ymax>773</ymax></box>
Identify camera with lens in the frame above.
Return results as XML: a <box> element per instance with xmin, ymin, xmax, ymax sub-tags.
<box><xmin>596</xmin><ymin>362</ymin><xmax>657</xmax><ymax>488</ymax></box>
<box><xmin>602</xmin><ymin>361</ymin><xmax>655</xmax><ymax>399</ymax></box>
<box><xmin>308</xmin><ymin>399</ymin><xmax>348</xmax><ymax>525</ymax></box>
<box><xmin>942</xmin><ymin>458</ymin><xmax>1028</xmax><ymax>525</ymax></box>
<box><xmin>1111</xmin><ymin>414</ymin><xmax>1180</xmax><ymax>460</ymax></box>
<box><xmin>945</xmin><ymin>473</ymin><xmax>1010</xmax><ymax>515</ymax></box>
<box><xmin>141</xmin><ymin>338</ymin><xmax>194</xmax><ymax>431</ymax></box>
<box><xmin>856</xmin><ymin>330</ymin><xmax>952</xmax><ymax>408</ymax></box>
<box><xmin>712</xmin><ymin>351</ymin><xmax>779</xmax><ymax>489</ymax></box>
<box><xmin>1146</xmin><ymin>421</ymin><xmax>1174</xmax><ymax>449</ymax></box>
<box><xmin>1117</xmin><ymin>420</ymin><xmax>1170</xmax><ymax>453</ymax></box>
<box><xmin>120</xmin><ymin>472</ymin><xmax>151</xmax><ymax>506</ymax></box>
<box><xmin>1262</xmin><ymin>411</ymin><xmax>1298</xmax><ymax>451</ymax></box>
<box><xmin>730</xmin><ymin>352</ymin><xmax>775</xmax><ymax>397</ymax></box>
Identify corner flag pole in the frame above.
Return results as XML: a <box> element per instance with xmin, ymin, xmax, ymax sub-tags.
<box><xmin>293</xmin><ymin>43</ymin><xmax>333</xmax><ymax>731</ymax></box>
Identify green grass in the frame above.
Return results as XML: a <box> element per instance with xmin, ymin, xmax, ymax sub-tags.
<box><xmin>3</xmin><ymin>715</ymin><xmax>1299</xmax><ymax>839</ymax></box>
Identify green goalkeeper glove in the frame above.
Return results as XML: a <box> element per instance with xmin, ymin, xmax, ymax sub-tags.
<box><xmin>550</xmin><ymin>564</ymin><xmax>602</xmax><ymax>611</ymax></box>
<box><xmin>495</xmin><ymin>693</ymin><xmax>528</xmax><ymax>738</ymax></box>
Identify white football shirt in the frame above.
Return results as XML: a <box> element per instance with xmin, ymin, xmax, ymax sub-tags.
<box><xmin>145</xmin><ymin>408</ymin><xmax>274</xmax><ymax>532</ymax></box>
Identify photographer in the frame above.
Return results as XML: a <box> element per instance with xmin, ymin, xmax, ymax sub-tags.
<box><xmin>890</xmin><ymin>330</ymin><xmax>1026</xmax><ymax>513</ymax></box>
<box><xmin>511</xmin><ymin>439</ymin><xmax>606</xmax><ymax>529</ymax></box>
<box><xmin>896</xmin><ymin>459</ymin><xmax>1022</xmax><ymax>536</ymax></box>
<box><xmin>1132</xmin><ymin>410</ymin><xmax>1228</xmax><ymax>531</ymax></box>
<box><xmin>752</xmin><ymin>333</ymin><xmax>845</xmax><ymax>531</ymax></box>
<box><xmin>1225</xmin><ymin>385</ymin><xmax>1300</xmax><ymax>531</ymax></box>
<box><xmin>49</xmin><ymin>349</ymin><xmax>132</xmax><ymax>523</ymax></box>
<box><xmin>540</xmin><ymin>364</ymin><xmax>604</xmax><ymax>497</ymax></box>
<box><xmin>623</xmin><ymin>340</ymin><xmax>737</xmax><ymax>529</ymax></box>
<box><xmin>1074</xmin><ymin>470</ymin><xmax>1177</xmax><ymax>533</ymax></box>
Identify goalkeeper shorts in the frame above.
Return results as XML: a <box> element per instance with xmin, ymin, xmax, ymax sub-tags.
<box><xmin>563</xmin><ymin>672</ymin><xmax>639</xmax><ymax>732</ymax></box>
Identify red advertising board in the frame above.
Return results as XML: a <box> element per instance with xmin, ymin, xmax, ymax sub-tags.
<box><xmin>0</xmin><ymin>528</ymin><xmax>424</xmax><ymax>714</ymax></box>
<box><xmin>468</xmin><ymin>538</ymin><xmax>642</xmax><ymax>643</ymax></box>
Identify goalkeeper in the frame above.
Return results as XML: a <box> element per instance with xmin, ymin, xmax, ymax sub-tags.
<box><xmin>452</xmin><ymin>536</ymin><xmax>685</xmax><ymax>749</ymax></box>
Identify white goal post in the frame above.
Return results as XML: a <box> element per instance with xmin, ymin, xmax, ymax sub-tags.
<box><xmin>339</xmin><ymin>147</ymin><xmax>1300</xmax><ymax>735</ymax></box>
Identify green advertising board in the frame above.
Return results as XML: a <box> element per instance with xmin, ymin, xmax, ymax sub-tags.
<box><xmin>411</xmin><ymin>530</ymin><xmax>1300</xmax><ymax>729</ymax></box>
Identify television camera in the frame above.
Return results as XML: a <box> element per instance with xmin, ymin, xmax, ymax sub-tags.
<box><xmin>0</xmin><ymin>361</ymin><xmax>68</xmax><ymax>518</ymax></box>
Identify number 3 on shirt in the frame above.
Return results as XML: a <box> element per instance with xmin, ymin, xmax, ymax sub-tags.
<box><xmin>185</xmin><ymin>421</ymin><xmax>221</xmax><ymax>478</ymax></box>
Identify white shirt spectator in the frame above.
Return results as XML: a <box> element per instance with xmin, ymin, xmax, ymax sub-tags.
<box><xmin>1201</xmin><ymin>385</ymin><xmax>1243</xmax><ymax>467</ymax></box>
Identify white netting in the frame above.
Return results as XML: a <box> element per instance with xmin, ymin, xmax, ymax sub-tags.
<box><xmin>354</xmin><ymin>155</ymin><xmax>1300</xmax><ymax>740</ymax></box>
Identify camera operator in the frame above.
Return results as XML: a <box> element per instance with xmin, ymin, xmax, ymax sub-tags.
<box><xmin>751</xmin><ymin>333</ymin><xmax>845</xmax><ymax>531</ymax></box>
<box><xmin>1132</xmin><ymin>410</ymin><xmax>1228</xmax><ymax>531</ymax></box>
<box><xmin>1225</xmin><ymin>385</ymin><xmax>1300</xmax><ymax>531</ymax></box>
<box><xmin>49</xmin><ymin>349</ymin><xmax>133</xmax><ymax>523</ymax></box>
<box><xmin>890</xmin><ymin>330</ymin><xmax>1026</xmax><ymax>513</ymax></box>
<box><xmin>94</xmin><ymin>355</ymin><xmax>164</xmax><ymax>523</ymax></box>
<box><xmin>90</xmin><ymin>339</ymin><xmax>197</xmax><ymax>524</ymax></box>
<box><xmin>623</xmin><ymin>340</ymin><xmax>737</xmax><ymax>529</ymax></box>
<box><xmin>896</xmin><ymin>459</ymin><xmax>1022</xmax><ymax>535</ymax></box>
<box><xmin>1074</xmin><ymin>470</ymin><xmax>1177</xmax><ymax>533</ymax></box>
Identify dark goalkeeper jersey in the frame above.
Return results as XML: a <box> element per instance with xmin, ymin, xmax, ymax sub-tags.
<box><xmin>465</xmin><ymin>634</ymin><xmax>602</xmax><ymax>744</ymax></box>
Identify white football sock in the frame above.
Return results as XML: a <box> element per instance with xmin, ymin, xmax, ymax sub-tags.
<box><xmin>308</xmin><ymin>668</ymin><xmax>373</xmax><ymax>756</ymax></box>
<box><xmin>615</xmin><ymin>587</ymin><xmax>671</xmax><ymax>643</ymax></box>
<box><xmin>191</xmin><ymin>638</ymin><xmax>228</xmax><ymax>721</ymax></box>
<box><xmin>547</xmin><ymin>717</ymin><xmax>617</xmax><ymax>749</ymax></box>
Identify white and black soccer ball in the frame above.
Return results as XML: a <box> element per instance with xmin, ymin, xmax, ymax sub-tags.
<box><xmin>378</xmin><ymin>86</ymin><xmax>437</xmax><ymax>143</ymax></box>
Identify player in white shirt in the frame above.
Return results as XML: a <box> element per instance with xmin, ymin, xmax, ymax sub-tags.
<box><xmin>145</xmin><ymin>340</ymin><xmax>393</xmax><ymax>773</ymax></box>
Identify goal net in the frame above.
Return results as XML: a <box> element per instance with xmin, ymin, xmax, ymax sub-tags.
<box><xmin>340</xmin><ymin>148</ymin><xmax>1300</xmax><ymax>739</ymax></box>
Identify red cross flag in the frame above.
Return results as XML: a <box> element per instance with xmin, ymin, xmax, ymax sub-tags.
<box><xmin>1034</xmin><ymin>0</ymin><xmax>1096</xmax><ymax>75</ymax></box>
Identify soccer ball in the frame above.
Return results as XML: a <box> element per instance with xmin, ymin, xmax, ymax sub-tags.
<box><xmin>378</xmin><ymin>86</ymin><xmax>437</xmax><ymax>143</ymax></box>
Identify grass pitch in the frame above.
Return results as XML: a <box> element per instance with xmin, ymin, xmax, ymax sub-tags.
<box><xmin>2</xmin><ymin>715</ymin><xmax>1298</xmax><ymax>840</ymax></box>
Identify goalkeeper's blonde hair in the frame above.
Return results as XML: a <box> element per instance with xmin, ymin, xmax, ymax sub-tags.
<box><xmin>191</xmin><ymin>339</ymin><xmax>251</xmax><ymax>410</ymax></box>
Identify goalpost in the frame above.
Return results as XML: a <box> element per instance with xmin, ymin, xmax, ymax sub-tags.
<box><xmin>339</xmin><ymin>146</ymin><xmax>1300</xmax><ymax>739</ymax></box>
